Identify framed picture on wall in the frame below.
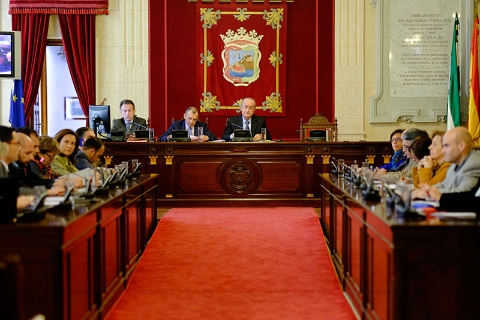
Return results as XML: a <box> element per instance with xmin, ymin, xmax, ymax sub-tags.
<box><xmin>64</xmin><ymin>97</ymin><xmax>85</xmax><ymax>120</ymax></box>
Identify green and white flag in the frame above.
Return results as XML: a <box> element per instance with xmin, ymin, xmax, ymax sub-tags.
<box><xmin>447</xmin><ymin>13</ymin><xmax>461</xmax><ymax>130</ymax></box>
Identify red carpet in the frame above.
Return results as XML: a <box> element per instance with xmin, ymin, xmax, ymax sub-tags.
<box><xmin>106</xmin><ymin>207</ymin><xmax>356</xmax><ymax>320</ymax></box>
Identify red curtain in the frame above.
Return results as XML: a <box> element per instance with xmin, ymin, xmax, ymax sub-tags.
<box><xmin>12</xmin><ymin>14</ymin><xmax>50</xmax><ymax>124</ymax></box>
<box><xmin>9</xmin><ymin>0</ymin><xmax>108</xmax><ymax>15</ymax></box>
<box><xmin>58</xmin><ymin>14</ymin><xmax>96</xmax><ymax>124</ymax></box>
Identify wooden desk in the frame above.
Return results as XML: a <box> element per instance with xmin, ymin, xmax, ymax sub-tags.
<box><xmin>104</xmin><ymin>141</ymin><xmax>391</xmax><ymax>207</ymax></box>
<box><xmin>0</xmin><ymin>175</ymin><xmax>158</xmax><ymax>320</ymax></box>
<box><xmin>319</xmin><ymin>174</ymin><xmax>480</xmax><ymax>319</ymax></box>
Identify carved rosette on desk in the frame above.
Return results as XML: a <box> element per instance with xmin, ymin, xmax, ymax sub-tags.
<box><xmin>220</xmin><ymin>159</ymin><xmax>261</xmax><ymax>195</ymax></box>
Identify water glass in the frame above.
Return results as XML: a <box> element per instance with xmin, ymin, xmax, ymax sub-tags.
<box><xmin>198</xmin><ymin>127</ymin><xmax>204</xmax><ymax>142</ymax></box>
<box><xmin>261</xmin><ymin>128</ymin><xmax>267</xmax><ymax>142</ymax></box>
<box><xmin>337</xmin><ymin>159</ymin><xmax>344</xmax><ymax>174</ymax></box>
<box><xmin>122</xmin><ymin>161</ymin><xmax>129</xmax><ymax>173</ymax></box>
<box><xmin>362</xmin><ymin>160</ymin><xmax>369</xmax><ymax>169</ymax></box>
<box><xmin>132</xmin><ymin>159</ymin><xmax>139</xmax><ymax>172</ymax></box>
<box><xmin>148</xmin><ymin>128</ymin><xmax>155</xmax><ymax>142</ymax></box>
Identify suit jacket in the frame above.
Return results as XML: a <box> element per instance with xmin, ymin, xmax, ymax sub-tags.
<box><xmin>160</xmin><ymin>119</ymin><xmax>217</xmax><ymax>142</ymax></box>
<box><xmin>74</xmin><ymin>151</ymin><xmax>94</xmax><ymax>170</ymax></box>
<box><xmin>111</xmin><ymin>116</ymin><xmax>147</xmax><ymax>133</ymax></box>
<box><xmin>435</xmin><ymin>151</ymin><xmax>480</xmax><ymax>193</ymax></box>
<box><xmin>221</xmin><ymin>114</ymin><xmax>272</xmax><ymax>141</ymax></box>
<box><xmin>0</xmin><ymin>160</ymin><xmax>9</xmax><ymax>179</ymax></box>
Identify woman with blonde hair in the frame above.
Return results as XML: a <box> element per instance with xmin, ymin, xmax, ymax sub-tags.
<box><xmin>29</xmin><ymin>135</ymin><xmax>61</xmax><ymax>181</ymax></box>
<box><xmin>412</xmin><ymin>130</ymin><xmax>451</xmax><ymax>188</ymax></box>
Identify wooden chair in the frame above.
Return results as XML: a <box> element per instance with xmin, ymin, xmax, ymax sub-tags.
<box><xmin>300</xmin><ymin>113</ymin><xmax>338</xmax><ymax>142</ymax></box>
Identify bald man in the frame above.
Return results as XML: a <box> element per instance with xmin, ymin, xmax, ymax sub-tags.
<box><xmin>418</xmin><ymin>127</ymin><xmax>480</xmax><ymax>199</ymax></box>
<box><xmin>9</xmin><ymin>133</ymin><xmax>64</xmax><ymax>195</ymax></box>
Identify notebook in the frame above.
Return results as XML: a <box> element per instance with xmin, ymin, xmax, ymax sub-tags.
<box><xmin>170</xmin><ymin>130</ymin><xmax>191</xmax><ymax>142</ymax></box>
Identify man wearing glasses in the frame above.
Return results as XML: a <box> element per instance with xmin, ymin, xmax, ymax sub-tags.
<box><xmin>222</xmin><ymin>97</ymin><xmax>272</xmax><ymax>142</ymax></box>
<box><xmin>377</xmin><ymin>128</ymin><xmax>428</xmax><ymax>180</ymax></box>
<box><xmin>377</xmin><ymin>129</ymin><xmax>408</xmax><ymax>173</ymax></box>
<box><xmin>0</xmin><ymin>125</ymin><xmax>20</xmax><ymax>178</ymax></box>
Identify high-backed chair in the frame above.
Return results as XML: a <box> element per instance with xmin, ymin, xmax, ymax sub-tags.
<box><xmin>300</xmin><ymin>113</ymin><xmax>338</xmax><ymax>142</ymax></box>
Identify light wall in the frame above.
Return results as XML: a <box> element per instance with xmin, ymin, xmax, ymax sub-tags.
<box><xmin>96</xmin><ymin>0</ymin><xmax>149</xmax><ymax>124</ymax></box>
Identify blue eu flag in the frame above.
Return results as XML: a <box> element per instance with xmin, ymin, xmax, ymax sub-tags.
<box><xmin>9</xmin><ymin>79</ymin><xmax>25</xmax><ymax>128</ymax></box>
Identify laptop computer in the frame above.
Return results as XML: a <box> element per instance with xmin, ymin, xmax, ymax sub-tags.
<box><xmin>170</xmin><ymin>130</ymin><xmax>191</xmax><ymax>142</ymax></box>
<box><xmin>110</xmin><ymin>130</ymin><xmax>125</xmax><ymax>142</ymax></box>
<box><xmin>233</xmin><ymin>129</ymin><xmax>252</xmax><ymax>142</ymax></box>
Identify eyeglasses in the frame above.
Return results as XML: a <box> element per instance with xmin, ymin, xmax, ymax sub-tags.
<box><xmin>44</xmin><ymin>153</ymin><xmax>55</xmax><ymax>160</ymax></box>
<box><xmin>391</xmin><ymin>138</ymin><xmax>403</xmax><ymax>143</ymax></box>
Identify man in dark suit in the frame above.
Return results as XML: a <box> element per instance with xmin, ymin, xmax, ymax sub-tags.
<box><xmin>111</xmin><ymin>99</ymin><xmax>147</xmax><ymax>137</ymax></box>
<box><xmin>222</xmin><ymin>97</ymin><xmax>272</xmax><ymax>141</ymax></box>
<box><xmin>0</xmin><ymin>126</ymin><xmax>21</xmax><ymax>178</ymax></box>
<box><xmin>160</xmin><ymin>107</ymin><xmax>217</xmax><ymax>142</ymax></box>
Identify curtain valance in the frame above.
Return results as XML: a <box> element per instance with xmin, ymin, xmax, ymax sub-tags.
<box><xmin>9</xmin><ymin>0</ymin><xmax>108</xmax><ymax>15</ymax></box>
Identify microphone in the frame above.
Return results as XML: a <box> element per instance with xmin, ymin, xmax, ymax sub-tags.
<box><xmin>132</xmin><ymin>122</ymin><xmax>148</xmax><ymax>130</ymax></box>
<box><xmin>228</xmin><ymin>121</ymin><xmax>244</xmax><ymax>129</ymax></box>
<box><xmin>330</xmin><ymin>161</ymin><xmax>338</xmax><ymax>171</ymax></box>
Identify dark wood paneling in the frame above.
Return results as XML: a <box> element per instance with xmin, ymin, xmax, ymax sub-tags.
<box><xmin>103</xmin><ymin>141</ymin><xmax>391</xmax><ymax>207</ymax></box>
<box><xmin>319</xmin><ymin>174</ymin><xmax>480</xmax><ymax>320</ymax></box>
<box><xmin>0</xmin><ymin>175</ymin><xmax>158</xmax><ymax>320</ymax></box>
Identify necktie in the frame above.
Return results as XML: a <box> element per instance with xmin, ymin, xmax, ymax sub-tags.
<box><xmin>244</xmin><ymin>120</ymin><xmax>250</xmax><ymax>131</ymax></box>
<box><xmin>188</xmin><ymin>126</ymin><xmax>193</xmax><ymax>137</ymax></box>
<box><xmin>126</xmin><ymin>122</ymin><xmax>132</xmax><ymax>134</ymax></box>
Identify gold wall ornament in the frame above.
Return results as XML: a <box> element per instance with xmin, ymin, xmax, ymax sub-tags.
<box><xmin>197</xmin><ymin>2</ymin><xmax>287</xmax><ymax>115</ymax></box>
<box><xmin>261</xmin><ymin>92</ymin><xmax>282</xmax><ymax>112</ymax></box>
<box><xmin>103</xmin><ymin>155</ymin><xmax>113</xmax><ymax>166</ymax></box>
<box><xmin>200</xmin><ymin>50</ymin><xmax>214</xmax><ymax>67</ymax></box>
<box><xmin>165</xmin><ymin>194</ymin><xmax>173</xmax><ymax>198</ymax></box>
<box><xmin>322</xmin><ymin>155</ymin><xmax>331</xmax><ymax>165</ymax></box>
<box><xmin>305</xmin><ymin>155</ymin><xmax>315</xmax><ymax>165</ymax></box>
<box><xmin>149</xmin><ymin>155</ymin><xmax>158</xmax><ymax>165</ymax></box>
<box><xmin>164</xmin><ymin>155</ymin><xmax>173</xmax><ymax>165</ymax></box>
<box><xmin>366</xmin><ymin>155</ymin><xmax>376</xmax><ymax>164</ymax></box>
<box><xmin>200</xmin><ymin>8</ymin><xmax>222</xmax><ymax>28</ymax></box>
<box><xmin>200</xmin><ymin>92</ymin><xmax>221</xmax><ymax>112</ymax></box>
<box><xmin>234</xmin><ymin>8</ymin><xmax>250</xmax><ymax>22</ymax></box>
<box><xmin>263</xmin><ymin>8</ymin><xmax>284</xmax><ymax>29</ymax></box>
<box><xmin>382</xmin><ymin>154</ymin><xmax>392</xmax><ymax>164</ymax></box>
<box><xmin>269</xmin><ymin>51</ymin><xmax>283</xmax><ymax>66</ymax></box>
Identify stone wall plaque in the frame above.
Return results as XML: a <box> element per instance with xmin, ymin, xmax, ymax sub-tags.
<box><xmin>371</xmin><ymin>0</ymin><xmax>469</xmax><ymax>123</ymax></box>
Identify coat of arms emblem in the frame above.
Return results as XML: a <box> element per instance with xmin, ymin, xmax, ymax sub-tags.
<box><xmin>220</xmin><ymin>27</ymin><xmax>263</xmax><ymax>87</ymax></box>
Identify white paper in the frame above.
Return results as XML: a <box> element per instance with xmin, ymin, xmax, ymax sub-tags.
<box><xmin>431</xmin><ymin>212</ymin><xmax>476</xmax><ymax>219</ymax></box>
